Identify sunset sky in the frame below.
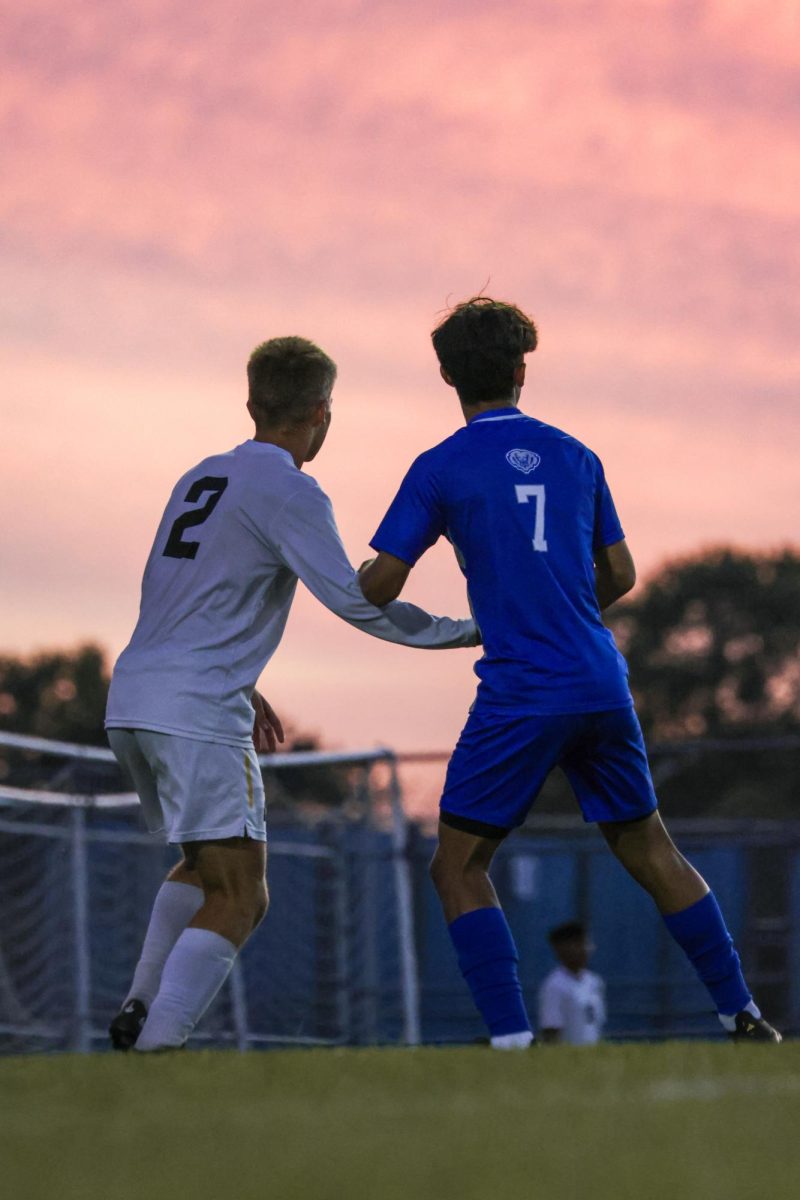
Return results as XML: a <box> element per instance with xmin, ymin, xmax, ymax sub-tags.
<box><xmin>2</xmin><ymin>0</ymin><xmax>798</xmax><ymax>761</ymax></box>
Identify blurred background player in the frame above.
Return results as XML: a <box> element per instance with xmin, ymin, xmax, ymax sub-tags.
<box><xmin>360</xmin><ymin>296</ymin><xmax>781</xmax><ymax>1048</ymax></box>
<box><xmin>105</xmin><ymin>336</ymin><xmax>478</xmax><ymax>1052</ymax></box>
<box><xmin>538</xmin><ymin>921</ymin><xmax>605</xmax><ymax>1045</ymax></box>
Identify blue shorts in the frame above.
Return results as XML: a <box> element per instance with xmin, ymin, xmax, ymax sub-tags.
<box><xmin>440</xmin><ymin>703</ymin><xmax>657</xmax><ymax>834</ymax></box>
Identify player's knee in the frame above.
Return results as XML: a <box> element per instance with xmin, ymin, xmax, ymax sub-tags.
<box><xmin>429</xmin><ymin>847</ymin><xmax>450</xmax><ymax>892</ymax></box>
<box><xmin>429</xmin><ymin>848</ymin><xmax>484</xmax><ymax>896</ymax></box>
<box><xmin>201</xmin><ymin>875</ymin><xmax>266</xmax><ymax>941</ymax></box>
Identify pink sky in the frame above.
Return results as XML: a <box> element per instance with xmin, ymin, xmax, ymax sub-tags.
<box><xmin>2</xmin><ymin>0</ymin><xmax>799</xmax><ymax>758</ymax></box>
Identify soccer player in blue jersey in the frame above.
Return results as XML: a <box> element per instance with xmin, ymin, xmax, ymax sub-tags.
<box><xmin>360</xmin><ymin>296</ymin><xmax>780</xmax><ymax>1046</ymax></box>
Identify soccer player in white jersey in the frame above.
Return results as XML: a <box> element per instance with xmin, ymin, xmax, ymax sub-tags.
<box><xmin>360</xmin><ymin>296</ymin><xmax>780</xmax><ymax>1045</ymax></box>
<box><xmin>105</xmin><ymin>336</ymin><xmax>477</xmax><ymax>1052</ymax></box>
<box><xmin>538</xmin><ymin>922</ymin><xmax>606</xmax><ymax>1045</ymax></box>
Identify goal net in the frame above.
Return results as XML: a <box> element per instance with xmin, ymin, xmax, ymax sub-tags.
<box><xmin>0</xmin><ymin>733</ymin><xmax>420</xmax><ymax>1054</ymax></box>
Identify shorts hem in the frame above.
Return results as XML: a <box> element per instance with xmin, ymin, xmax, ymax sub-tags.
<box><xmin>105</xmin><ymin>720</ymin><xmax>253</xmax><ymax>749</ymax></box>
<box><xmin>583</xmin><ymin>804</ymin><xmax>658</xmax><ymax>826</ymax></box>
<box><xmin>439</xmin><ymin>809</ymin><xmax>511</xmax><ymax>839</ymax></box>
<box><xmin>167</xmin><ymin>823</ymin><xmax>267</xmax><ymax>845</ymax></box>
<box><xmin>471</xmin><ymin>698</ymin><xmax>634</xmax><ymax>718</ymax></box>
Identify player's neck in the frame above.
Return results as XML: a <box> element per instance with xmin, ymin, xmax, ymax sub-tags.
<box><xmin>251</xmin><ymin>429</ymin><xmax>310</xmax><ymax>469</ymax></box>
<box><xmin>460</xmin><ymin>396</ymin><xmax>520</xmax><ymax>425</ymax></box>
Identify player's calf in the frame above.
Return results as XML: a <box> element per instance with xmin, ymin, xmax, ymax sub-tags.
<box><xmin>136</xmin><ymin>838</ymin><xmax>267</xmax><ymax>1051</ymax></box>
<box><xmin>186</xmin><ymin>836</ymin><xmax>268</xmax><ymax>947</ymax></box>
<box><xmin>191</xmin><ymin>883</ymin><xmax>267</xmax><ymax>947</ymax></box>
<box><xmin>432</xmin><ymin>823</ymin><xmax>533</xmax><ymax>1048</ymax></box>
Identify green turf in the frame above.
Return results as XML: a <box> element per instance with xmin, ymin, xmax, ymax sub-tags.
<box><xmin>2</xmin><ymin>1043</ymin><xmax>798</xmax><ymax>1200</ymax></box>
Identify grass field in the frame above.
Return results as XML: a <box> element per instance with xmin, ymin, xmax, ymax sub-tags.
<box><xmin>3</xmin><ymin>1043</ymin><xmax>799</xmax><ymax>1200</ymax></box>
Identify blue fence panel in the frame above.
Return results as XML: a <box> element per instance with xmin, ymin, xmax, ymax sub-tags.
<box><xmin>413</xmin><ymin>831</ymin><xmax>770</xmax><ymax>1042</ymax></box>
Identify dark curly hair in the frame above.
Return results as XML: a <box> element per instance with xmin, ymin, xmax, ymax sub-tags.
<box><xmin>431</xmin><ymin>296</ymin><xmax>538</xmax><ymax>406</ymax></box>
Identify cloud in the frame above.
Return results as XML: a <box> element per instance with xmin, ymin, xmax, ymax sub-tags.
<box><xmin>2</xmin><ymin>0</ymin><xmax>798</xmax><ymax>749</ymax></box>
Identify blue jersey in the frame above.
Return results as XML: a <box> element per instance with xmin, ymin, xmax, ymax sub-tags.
<box><xmin>371</xmin><ymin>407</ymin><xmax>631</xmax><ymax>714</ymax></box>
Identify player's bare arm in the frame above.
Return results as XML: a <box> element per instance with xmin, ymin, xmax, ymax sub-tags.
<box><xmin>594</xmin><ymin>538</ymin><xmax>636</xmax><ymax>610</ymax></box>
<box><xmin>358</xmin><ymin>552</ymin><xmax>411</xmax><ymax>606</ymax></box>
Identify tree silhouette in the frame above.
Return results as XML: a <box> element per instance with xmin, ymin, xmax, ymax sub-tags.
<box><xmin>0</xmin><ymin>644</ymin><xmax>350</xmax><ymax>807</ymax></box>
<box><xmin>0</xmin><ymin>643</ymin><xmax>110</xmax><ymax>745</ymax></box>
<box><xmin>606</xmin><ymin>548</ymin><xmax>800</xmax><ymax>740</ymax></box>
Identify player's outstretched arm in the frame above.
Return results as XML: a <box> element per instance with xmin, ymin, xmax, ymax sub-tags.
<box><xmin>594</xmin><ymin>539</ymin><xmax>636</xmax><ymax>610</ymax></box>
<box><xmin>273</xmin><ymin>483</ymin><xmax>478</xmax><ymax>650</ymax></box>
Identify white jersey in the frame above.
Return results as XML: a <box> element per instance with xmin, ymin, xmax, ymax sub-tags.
<box><xmin>537</xmin><ymin>965</ymin><xmax>606</xmax><ymax>1045</ymax></box>
<box><xmin>106</xmin><ymin>440</ymin><xmax>476</xmax><ymax>746</ymax></box>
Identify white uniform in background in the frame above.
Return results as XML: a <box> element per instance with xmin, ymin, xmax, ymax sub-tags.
<box><xmin>537</xmin><ymin>964</ymin><xmax>606</xmax><ymax>1044</ymax></box>
<box><xmin>107</xmin><ymin>439</ymin><xmax>476</xmax><ymax>843</ymax></box>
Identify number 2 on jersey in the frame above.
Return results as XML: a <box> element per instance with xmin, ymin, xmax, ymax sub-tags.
<box><xmin>515</xmin><ymin>484</ymin><xmax>548</xmax><ymax>552</ymax></box>
<box><xmin>163</xmin><ymin>476</ymin><xmax>229</xmax><ymax>560</ymax></box>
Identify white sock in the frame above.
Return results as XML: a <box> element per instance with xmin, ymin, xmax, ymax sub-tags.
<box><xmin>718</xmin><ymin>999</ymin><xmax>762</xmax><ymax>1032</ymax></box>
<box><xmin>490</xmin><ymin>1031</ymin><xmax>535</xmax><ymax>1050</ymax></box>
<box><xmin>135</xmin><ymin>928</ymin><xmax>237</xmax><ymax>1051</ymax></box>
<box><xmin>126</xmin><ymin>881</ymin><xmax>204</xmax><ymax>1008</ymax></box>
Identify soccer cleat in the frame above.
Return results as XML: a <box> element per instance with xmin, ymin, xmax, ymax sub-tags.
<box><xmin>728</xmin><ymin>1011</ymin><xmax>782</xmax><ymax>1043</ymax></box>
<box><xmin>472</xmin><ymin>1035</ymin><xmax>538</xmax><ymax>1049</ymax></box>
<box><xmin>109</xmin><ymin>998</ymin><xmax>148</xmax><ymax>1050</ymax></box>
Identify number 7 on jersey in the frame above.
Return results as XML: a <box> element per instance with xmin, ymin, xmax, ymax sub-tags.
<box><xmin>515</xmin><ymin>484</ymin><xmax>548</xmax><ymax>552</ymax></box>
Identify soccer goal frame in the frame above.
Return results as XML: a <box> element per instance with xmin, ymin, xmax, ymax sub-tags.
<box><xmin>0</xmin><ymin>732</ymin><xmax>421</xmax><ymax>1053</ymax></box>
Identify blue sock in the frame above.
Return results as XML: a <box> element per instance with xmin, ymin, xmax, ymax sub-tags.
<box><xmin>662</xmin><ymin>891</ymin><xmax>751</xmax><ymax>1016</ymax></box>
<box><xmin>448</xmin><ymin>907</ymin><xmax>531</xmax><ymax>1037</ymax></box>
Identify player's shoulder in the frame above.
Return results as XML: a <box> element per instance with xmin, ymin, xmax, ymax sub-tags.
<box><xmin>526</xmin><ymin>417</ymin><xmax>601</xmax><ymax>464</ymax></box>
<box><xmin>271</xmin><ymin>465</ymin><xmax>334</xmax><ymax>520</ymax></box>
<box><xmin>229</xmin><ymin>442</ymin><xmax>326</xmax><ymax>501</ymax></box>
<box><xmin>539</xmin><ymin>965</ymin><xmax>567</xmax><ymax>992</ymax></box>
<box><xmin>397</xmin><ymin>432</ymin><xmax>463</xmax><ymax>492</ymax></box>
<box><xmin>412</xmin><ymin>429</ymin><xmax>464</xmax><ymax>469</ymax></box>
<box><xmin>172</xmin><ymin>441</ymin><xmax>280</xmax><ymax>489</ymax></box>
<box><xmin>171</xmin><ymin>445</ymin><xmax>239</xmax><ymax>489</ymax></box>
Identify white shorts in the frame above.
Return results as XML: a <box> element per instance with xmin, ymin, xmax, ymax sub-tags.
<box><xmin>108</xmin><ymin>728</ymin><xmax>266</xmax><ymax>844</ymax></box>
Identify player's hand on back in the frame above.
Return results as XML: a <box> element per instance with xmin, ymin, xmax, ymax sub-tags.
<box><xmin>252</xmin><ymin>690</ymin><xmax>285</xmax><ymax>754</ymax></box>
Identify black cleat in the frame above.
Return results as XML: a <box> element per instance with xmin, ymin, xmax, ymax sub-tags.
<box><xmin>728</xmin><ymin>1011</ymin><xmax>782</xmax><ymax>1043</ymax></box>
<box><xmin>109</xmin><ymin>998</ymin><xmax>148</xmax><ymax>1050</ymax></box>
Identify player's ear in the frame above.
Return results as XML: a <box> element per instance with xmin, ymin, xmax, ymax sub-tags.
<box><xmin>439</xmin><ymin>366</ymin><xmax>456</xmax><ymax>388</ymax></box>
<box><xmin>514</xmin><ymin>361</ymin><xmax>527</xmax><ymax>388</ymax></box>
<box><xmin>311</xmin><ymin>397</ymin><xmax>329</xmax><ymax>427</ymax></box>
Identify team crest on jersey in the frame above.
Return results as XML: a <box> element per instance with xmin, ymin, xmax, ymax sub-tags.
<box><xmin>506</xmin><ymin>448</ymin><xmax>541</xmax><ymax>474</ymax></box>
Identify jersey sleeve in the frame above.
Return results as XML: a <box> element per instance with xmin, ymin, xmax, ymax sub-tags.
<box><xmin>538</xmin><ymin>974</ymin><xmax>566</xmax><ymax>1031</ymax></box>
<box><xmin>370</xmin><ymin>454</ymin><xmax>445</xmax><ymax>567</ymax></box>
<box><xmin>270</xmin><ymin>481</ymin><xmax>477</xmax><ymax>650</ymax></box>
<box><xmin>592</xmin><ymin>456</ymin><xmax>625</xmax><ymax>550</ymax></box>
